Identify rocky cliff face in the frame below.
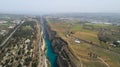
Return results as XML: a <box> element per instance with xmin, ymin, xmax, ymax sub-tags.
<box><xmin>46</xmin><ymin>23</ymin><xmax>81</xmax><ymax>67</ymax></box>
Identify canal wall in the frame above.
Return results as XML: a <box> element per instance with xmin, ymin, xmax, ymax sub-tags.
<box><xmin>45</xmin><ymin>20</ymin><xmax>81</xmax><ymax>67</ymax></box>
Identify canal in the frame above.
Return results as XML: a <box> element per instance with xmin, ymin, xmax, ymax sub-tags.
<box><xmin>41</xmin><ymin>17</ymin><xmax>58</xmax><ymax>67</ymax></box>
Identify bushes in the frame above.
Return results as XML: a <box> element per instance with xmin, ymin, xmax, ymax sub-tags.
<box><xmin>13</xmin><ymin>20</ymin><xmax>37</xmax><ymax>39</ymax></box>
<box><xmin>98</xmin><ymin>29</ymin><xmax>120</xmax><ymax>43</ymax></box>
<box><xmin>17</xmin><ymin>63</ymin><xmax>22</xmax><ymax>67</ymax></box>
<box><xmin>32</xmin><ymin>60</ymin><xmax>38</xmax><ymax>67</ymax></box>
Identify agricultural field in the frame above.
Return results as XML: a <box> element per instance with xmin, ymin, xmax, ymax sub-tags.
<box><xmin>46</xmin><ymin>18</ymin><xmax>120</xmax><ymax>67</ymax></box>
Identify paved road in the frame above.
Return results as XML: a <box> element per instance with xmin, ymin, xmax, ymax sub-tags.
<box><xmin>0</xmin><ymin>21</ymin><xmax>24</xmax><ymax>48</ymax></box>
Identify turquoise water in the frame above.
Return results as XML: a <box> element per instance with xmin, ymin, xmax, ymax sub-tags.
<box><xmin>42</xmin><ymin>18</ymin><xmax>58</xmax><ymax>67</ymax></box>
<box><xmin>45</xmin><ymin>36</ymin><xmax>58</xmax><ymax>67</ymax></box>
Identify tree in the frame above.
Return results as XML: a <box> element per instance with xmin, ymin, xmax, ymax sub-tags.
<box><xmin>17</xmin><ymin>63</ymin><xmax>22</xmax><ymax>67</ymax></box>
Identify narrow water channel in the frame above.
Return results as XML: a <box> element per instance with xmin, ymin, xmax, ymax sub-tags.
<box><xmin>41</xmin><ymin>17</ymin><xmax>58</xmax><ymax>67</ymax></box>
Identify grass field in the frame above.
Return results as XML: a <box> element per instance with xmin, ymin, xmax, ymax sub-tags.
<box><xmin>85</xmin><ymin>23</ymin><xmax>119</xmax><ymax>29</ymax></box>
<box><xmin>0</xmin><ymin>24</ymin><xmax>10</xmax><ymax>30</ymax></box>
<box><xmin>47</xmin><ymin>18</ymin><xmax>120</xmax><ymax>67</ymax></box>
<box><xmin>0</xmin><ymin>22</ymin><xmax>16</xmax><ymax>31</ymax></box>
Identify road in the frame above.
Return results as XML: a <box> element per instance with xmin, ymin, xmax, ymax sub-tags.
<box><xmin>40</xmin><ymin>18</ymin><xmax>48</xmax><ymax>67</ymax></box>
<box><xmin>0</xmin><ymin>21</ymin><xmax>24</xmax><ymax>48</ymax></box>
<box><xmin>37</xmin><ymin>18</ymin><xmax>48</xmax><ymax>67</ymax></box>
<box><xmin>69</xmin><ymin>34</ymin><xmax>120</xmax><ymax>56</ymax></box>
<box><xmin>98</xmin><ymin>57</ymin><xmax>110</xmax><ymax>67</ymax></box>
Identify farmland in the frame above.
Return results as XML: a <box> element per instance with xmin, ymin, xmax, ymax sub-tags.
<box><xmin>46</xmin><ymin>17</ymin><xmax>120</xmax><ymax>67</ymax></box>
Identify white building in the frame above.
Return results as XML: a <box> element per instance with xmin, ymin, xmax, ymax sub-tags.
<box><xmin>117</xmin><ymin>40</ymin><xmax>120</xmax><ymax>43</ymax></box>
<box><xmin>74</xmin><ymin>39</ymin><xmax>81</xmax><ymax>44</ymax></box>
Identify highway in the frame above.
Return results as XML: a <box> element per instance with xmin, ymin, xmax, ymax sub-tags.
<box><xmin>0</xmin><ymin>21</ymin><xmax>24</xmax><ymax>48</ymax></box>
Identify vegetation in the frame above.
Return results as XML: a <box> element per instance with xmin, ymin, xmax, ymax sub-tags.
<box><xmin>0</xmin><ymin>20</ymin><xmax>39</xmax><ymax>67</ymax></box>
<box><xmin>47</xmin><ymin>18</ymin><xmax>120</xmax><ymax>67</ymax></box>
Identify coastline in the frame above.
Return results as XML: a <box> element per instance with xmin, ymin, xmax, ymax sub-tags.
<box><xmin>41</xmin><ymin>30</ymin><xmax>49</xmax><ymax>67</ymax></box>
<box><xmin>43</xmin><ymin>37</ymin><xmax>51</xmax><ymax>67</ymax></box>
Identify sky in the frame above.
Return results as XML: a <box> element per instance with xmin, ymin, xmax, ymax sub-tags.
<box><xmin>0</xmin><ymin>0</ymin><xmax>120</xmax><ymax>14</ymax></box>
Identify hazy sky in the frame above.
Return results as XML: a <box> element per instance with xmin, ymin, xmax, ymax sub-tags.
<box><xmin>0</xmin><ymin>0</ymin><xmax>120</xmax><ymax>14</ymax></box>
